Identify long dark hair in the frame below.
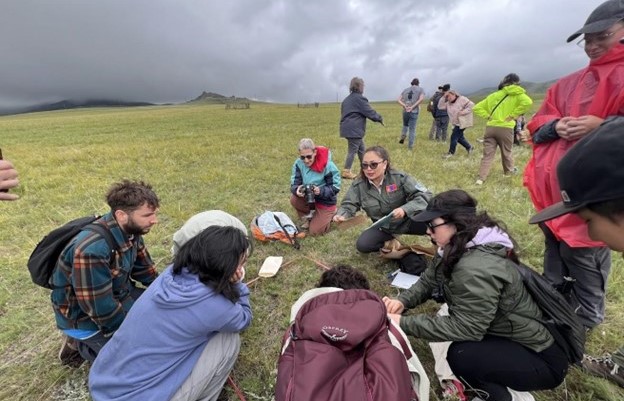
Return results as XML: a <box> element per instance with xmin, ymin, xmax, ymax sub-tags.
<box><xmin>172</xmin><ymin>225</ymin><xmax>250</xmax><ymax>302</ymax></box>
<box><xmin>431</xmin><ymin>190</ymin><xmax>517</xmax><ymax>277</ymax></box>
<box><xmin>360</xmin><ymin>145</ymin><xmax>392</xmax><ymax>180</ymax></box>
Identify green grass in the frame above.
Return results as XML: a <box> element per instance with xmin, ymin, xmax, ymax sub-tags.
<box><xmin>0</xmin><ymin>100</ymin><xmax>623</xmax><ymax>401</ymax></box>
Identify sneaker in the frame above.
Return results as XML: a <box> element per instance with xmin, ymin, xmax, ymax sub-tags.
<box><xmin>443</xmin><ymin>153</ymin><xmax>453</xmax><ymax>159</ymax></box>
<box><xmin>442</xmin><ymin>379</ymin><xmax>467</xmax><ymax>401</ymax></box>
<box><xmin>399</xmin><ymin>138</ymin><xmax>405</xmax><ymax>144</ymax></box>
<box><xmin>505</xmin><ymin>167</ymin><xmax>519</xmax><ymax>176</ymax></box>
<box><xmin>582</xmin><ymin>354</ymin><xmax>624</xmax><ymax>387</ymax></box>
<box><xmin>467</xmin><ymin>146</ymin><xmax>474</xmax><ymax>155</ymax></box>
<box><xmin>58</xmin><ymin>335</ymin><xmax>84</xmax><ymax>368</ymax></box>
<box><xmin>508</xmin><ymin>388</ymin><xmax>535</xmax><ymax>401</ymax></box>
<box><xmin>476</xmin><ymin>138</ymin><xmax>484</xmax><ymax>143</ymax></box>
<box><xmin>475</xmin><ymin>179</ymin><xmax>483</xmax><ymax>185</ymax></box>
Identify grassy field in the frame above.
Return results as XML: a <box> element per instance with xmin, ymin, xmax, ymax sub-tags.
<box><xmin>0</xmin><ymin>100</ymin><xmax>622</xmax><ymax>401</ymax></box>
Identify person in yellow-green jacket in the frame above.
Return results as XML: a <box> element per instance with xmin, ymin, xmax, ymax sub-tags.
<box><xmin>473</xmin><ymin>73</ymin><xmax>533</xmax><ymax>185</ymax></box>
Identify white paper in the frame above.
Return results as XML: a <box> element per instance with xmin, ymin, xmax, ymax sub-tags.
<box><xmin>390</xmin><ymin>272</ymin><xmax>420</xmax><ymax>289</ymax></box>
<box><xmin>258</xmin><ymin>256</ymin><xmax>283</xmax><ymax>277</ymax></box>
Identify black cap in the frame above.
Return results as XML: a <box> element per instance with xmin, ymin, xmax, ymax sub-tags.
<box><xmin>567</xmin><ymin>0</ymin><xmax>624</xmax><ymax>43</ymax></box>
<box><xmin>530</xmin><ymin>117</ymin><xmax>624</xmax><ymax>224</ymax></box>
<box><xmin>441</xmin><ymin>84</ymin><xmax>451</xmax><ymax>92</ymax></box>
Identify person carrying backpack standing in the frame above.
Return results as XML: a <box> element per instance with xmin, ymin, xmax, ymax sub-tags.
<box><xmin>397</xmin><ymin>78</ymin><xmax>425</xmax><ymax>150</ymax></box>
<box><xmin>473</xmin><ymin>73</ymin><xmax>533</xmax><ymax>185</ymax></box>
<box><xmin>530</xmin><ymin>116</ymin><xmax>624</xmax><ymax>388</ymax></box>
<box><xmin>52</xmin><ymin>180</ymin><xmax>160</xmax><ymax>366</ymax></box>
<box><xmin>431</xmin><ymin>84</ymin><xmax>451</xmax><ymax>142</ymax></box>
<box><xmin>384</xmin><ymin>190</ymin><xmax>568</xmax><ymax>401</ymax></box>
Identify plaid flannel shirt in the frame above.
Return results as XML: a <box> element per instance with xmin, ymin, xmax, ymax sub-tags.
<box><xmin>51</xmin><ymin>212</ymin><xmax>157</xmax><ymax>334</ymax></box>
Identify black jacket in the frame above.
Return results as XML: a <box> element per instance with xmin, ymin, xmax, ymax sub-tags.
<box><xmin>339</xmin><ymin>92</ymin><xmax>382</xmax><ymax>139</ymax></box>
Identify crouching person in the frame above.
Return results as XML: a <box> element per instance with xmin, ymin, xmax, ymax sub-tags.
<box><xmin>384</xmin><ymin>190</ymin><xmax>568</xmax><ymax>401</ymax></box>
<box><xmin>290</xmin><ymin>138</ymin><xmax>341</xmax><ymax>235</ymax></box>
<box><xmin>276</xmin><ymin>265</ymin><xmax>430</xmax><ymax>401</ymax></box>
<box><xmin>89</xmin><ymin>219</ymin><xmax>252</xmax><ymax>401</ymax></box>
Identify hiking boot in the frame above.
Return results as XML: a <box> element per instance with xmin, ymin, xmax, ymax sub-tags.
<box><xmin>58</xmin><ymin>335</ymin><xmax>84</xmax><ymax>368</ymax></box>
<box><xmin>582</xmin><ymin>354</ymin><xmax>624</xmax><ymax>387</ymax></box>
<box><xmin>341</xmin><ymin>169</ymin><xmax>358</xmax><ymax>180</ymax></box>
<box><xmin>399</xmin><ymin>137</ymin><xmax>405</xmax><ymax>144</ymax></box>
<box><xmin>505</xmin><ymin>167</ymin><xmax>519</xmax><ymax>176</ymax></box>
<box><xmin>442</xmin><ymin>379</ymin><xmax>467</xmax><ymax>401</ymax></box>
<box><xmin>467</xmin><ymin>146</ymin><xmax>474</xmax><ymax>155</ymax></box>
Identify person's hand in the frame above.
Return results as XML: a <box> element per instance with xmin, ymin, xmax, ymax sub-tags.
<box><xmin>391</xmin><ymin>207</ymin><xmax>406</xmax><ymax>219</ymax></box>
<box><xmin>230</xmin><ymin>265</ymin><xmax>246</xmax><ymax>283</ymax></box>
<box><xmin>565</xmin><ymin>115</ymin><xmax>604</xmax><ymax>141</ymax></box>
<box><xmin>504</xmin><ymin>115</ymin><xmax>516</xmax><ymax>122</ymax></box>
<box><xmin>383</xmin><ymin>296</ymin><xmax>405</xmax><ymax>314</ymax></box>
<box><xmin>0</xmin><ymin>160</ymin><xmax>19</xmax><ymax>201</ymax></box>
<box><xmin>333</xmin><ymin>214</ymin><xmax>346</xmax><ymax>223</ymax></box>
<box><xmin>313</xmin><ymin>185</ymin><xmax>321</xmax><ymax>196</ymax></box>
<box><xmin>387</xmin><ymin>313</ymin><xmax>402</xmax><ymax>325</ymax></box>
<box><xmin>296</xmin><ymin>185</ymin><xmax>305</xmax><ymax>197</ymax></box>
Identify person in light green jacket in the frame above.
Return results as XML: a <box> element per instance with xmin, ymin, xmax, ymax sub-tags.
<box><xmin>473</xmin><ymin>73</ymin><xmax>533</xmax><ymax>185</ymax></box>
<box><xmin>384</xmin><ymin>190</ymin><xmax>567</xmax><ymax>401</ymax></box>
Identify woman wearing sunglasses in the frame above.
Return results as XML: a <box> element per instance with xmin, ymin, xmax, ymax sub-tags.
<box><xmin>290</xmin><ymin>138</ymin><xmax>341</xmax><ymax>235</ymax></box>
<box><xmin>333</xmin><ymin>145</ymin><xmax>432</xmax><ymax>273</ymax></box>
<box><xmin>384</xmin><ymin>190</ymin><xmax>568</xmax><ymax>401</ymax></box>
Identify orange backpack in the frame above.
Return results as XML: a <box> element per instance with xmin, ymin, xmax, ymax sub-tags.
<box><xmin>250</xmin><ymin>211</ymin><xmax>305</xmax><ymax>249</ymax></box>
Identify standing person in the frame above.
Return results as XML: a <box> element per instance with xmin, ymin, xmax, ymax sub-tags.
<box><xmin>523</xmin><ymin>0</ymin><xmax>624</xmax><ymax>329</ymax></box>
<box><xmin>90</xmin><ymin>222</ymin><xmax>252</xmax><ymax>401</ymax></box>
<box><xmin>384</xmin><ymin>190</ymin><xmax>568</xmax><ymax>401</ymax></box>
<box><xmin>432</xmin><ymin>84</ymin><xmax>451</xmax><ymax>142</ymax></box>
<box><xmin>397</xmin><ymin>78</ymin><xmax>425</xmax><ymax>150</ymax></box>
<box><xmin>333</xmin><ymin>146</ymin><xmax>432</xmax><ymax>274</ymax></box>
<box><xmin>473</xmin><ymin>73</ymin><xmax>533</xmax><ymax>185</ymax></box>
<box><xmin>290</xmin><ymin>138</ymin><xmax>341</xmax><ymax>235</ymax></box>
<box><xmin>439</xmin><ymin>89</ymin><xmax>475</xmax><ymax>158</ymax></box>
<box><xmin>529</xmin><ymin>117</ymin><xmax>624</xmax><ymax>388</ymax></box>
<box><xmin>52</xmin><ymin>180</ymin><xmax>160</xmax><ymax>366</ymax></box>
<box><xmin>427</xmin><ymin>86</ymin><xmax>444</xmax><ymax>140</ymax></box>
<box><xmin>0</xmin><ymin>159</ymin><xmax>19</xmax><ymax>200</ymax></box>
<box><xmin>339</xmin><ymin>77</ymin><xmax>384</xmax><ymax>180</ymax></box>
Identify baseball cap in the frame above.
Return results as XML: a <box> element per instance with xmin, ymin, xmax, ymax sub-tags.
<box><xmin>529</xmin><ymin>117</ymin><xmax>624</xmax><ymax>224</ymax></box>
<box><xmin>567</xmin><ymin>0</ymin><xmax>624</xmax><ymax>43</ymax></box>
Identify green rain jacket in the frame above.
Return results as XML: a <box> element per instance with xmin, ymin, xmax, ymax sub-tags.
<box><xmin>336</xmin><ymin>169</ymin><xmax>431</xmax><ymax>234</ymax></box>
<box><xmin>473</xmin><ymin>84</ymin><xmax>533</xmax><ymax>129</ymax></box>
<box><xmin>398</xmin><ymin>242</ymin><xmax>554</xmax><ymax>353</ymax></box>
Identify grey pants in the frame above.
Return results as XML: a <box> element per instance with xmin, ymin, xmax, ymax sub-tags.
<box><xmin>170</xmin><ymin>332</ymin><xmax>241</xmax><ymax>401</ymax></box>
<box><xmin>540</xmin><ymin>223</ymin><xmax>612</xmax><ymax>328</ymax></box>
<box><xmin>344</xmin><ymin>138</ymin><xmax>365</xmax><ymax>170</ymax></box>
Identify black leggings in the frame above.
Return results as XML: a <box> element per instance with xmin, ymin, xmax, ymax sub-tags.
<box><xmin>447</xmin><ymin>335</ymin><xmax>568</xmax><ymax>401</ymax></box>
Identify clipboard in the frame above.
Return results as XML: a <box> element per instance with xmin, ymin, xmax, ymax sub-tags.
<box><xmin>368</xmin><ymin>213</ymin><xmax>393</xmax><ymax>230</ymax></box>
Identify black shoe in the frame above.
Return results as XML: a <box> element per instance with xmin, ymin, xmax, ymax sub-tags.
<box><xmin>399</xmin><ymin>138</ymin><xmax>405</xmax><ymax>144</ymax></box>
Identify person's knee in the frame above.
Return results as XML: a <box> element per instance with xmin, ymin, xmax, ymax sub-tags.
<box><xmin>356</xmin><ymin>236</ymin><xmax>376</xmax><ymax>253</ymax></box>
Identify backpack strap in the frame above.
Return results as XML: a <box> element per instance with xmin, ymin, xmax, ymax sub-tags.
<box><xmin>388</xmin><ymin>321</ymin><xmax>413</xmax><ymax>360</ymax></box>
<box><xmin>84</xmin><ymin>223</ymin><xmax>119</xmax><ymax>265</ymax></box>
<box><xmin>273</xmin><ymin>214</ymin><xmax>301</xmax><ymax>250</ymax></box>
<box><xmin>488</xmin><ymin>94</ymin><xmax>508</xmax><ymax>119</ymax></box>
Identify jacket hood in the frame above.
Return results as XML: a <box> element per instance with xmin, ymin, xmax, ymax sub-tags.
<box><xmin>152</xmin><ymin>266</ymin><xmax>216</xmax><ymax>308</ymax></box>
<box><xmin>467</xmin><ymin>226</ymin><xmax>514</xmax><ymax>249</ymax></box>
<box><xmin>502</xmin><ymin>84</ymin><xmax>527</xmax><ymax>96</ymax></box>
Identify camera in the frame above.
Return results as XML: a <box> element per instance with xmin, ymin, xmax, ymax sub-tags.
<box><xmin>303</xmin><ymin>184</ymin><xmax>316</xmax><ymax>210</ymax></box>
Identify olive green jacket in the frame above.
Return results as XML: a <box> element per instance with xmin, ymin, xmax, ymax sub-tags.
<box><xmin>336</xmin><ymin>169</ymin><xmax>431</xmax><ymax>233</ymax></box>
<box><xmin>398</xmin><ymin>243</ymin><xmax>554</xmax><ymax>353</ymax></box>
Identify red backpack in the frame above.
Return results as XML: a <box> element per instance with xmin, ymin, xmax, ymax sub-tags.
<box><xmin>275</xmin><ymin>289</ymin><xmax>418</xmax><ymax>401</ymax></box>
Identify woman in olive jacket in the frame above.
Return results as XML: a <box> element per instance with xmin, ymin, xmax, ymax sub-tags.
<box><xmin>384</xmin><ymin>190</ymin><xmax>568</xmax><ymax>401</ymax></box>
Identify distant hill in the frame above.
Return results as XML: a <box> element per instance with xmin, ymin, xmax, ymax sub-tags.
<box><xmin>0</xmin><ymin>99</ymin><xmax>154</xmax><ymax>116</ymax></box>
<box><xmin>466</xmin><ymin>80</ymin><xmax>557</xmax><ymax>99</ymax></box>
<box><xmin>188</xmin><ymin>91</ymin><xmax>251</xmax><ymax>104</ymax></box>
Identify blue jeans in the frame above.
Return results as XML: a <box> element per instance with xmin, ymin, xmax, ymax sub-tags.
<box><xmin>400</xmin><ymin>110</ymin><xmax>419</xmax><ymax>149</ymax></box>
<box><xmin>448</xmin><ymin>125</ymin><xmax>472</xmax><ymax>154</ymax></box>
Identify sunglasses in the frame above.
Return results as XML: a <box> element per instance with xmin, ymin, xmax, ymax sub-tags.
<box><xmin>300</xmin><ymin>154</ymin><xmax>314</xmax><ymax>160</ymax></box>
<box><xmin>426</xmin><ymin>221</ymin><xmax>449</xmax><ymax>231</ymax></box>
<box><xmin>361</xmin><ymin>160</ymin><xmax>385</xmax><ymax>170</ymax></box>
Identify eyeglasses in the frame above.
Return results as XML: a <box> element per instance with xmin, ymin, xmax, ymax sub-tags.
<box><xmin>300</xmin><ymin>154</ymin><xmax>314</xmax><ymax>160</ymax></box>
<box><xmin>576</xmin><ymin>25</ymin><xmax>624</xmax><ymax>47</ymax></box>
<box><xmin>426</xmin><ymin>221</ymin><xmax>449</xmax><ymax>231</ymax></box>
<box><xmin>361</xmin><ymin>160</ymin><xmax>385</xmax><ymax>170</ymax></box>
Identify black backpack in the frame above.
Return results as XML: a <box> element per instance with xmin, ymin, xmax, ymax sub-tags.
<box><xmin>27</xmin><ymin>215</ymin><xmax>118</xmax><ymax>289</ymax></box>
<box><xmin>514</xmin><ymin>262</ymin><xmax>586</xmax><ymax>364</ymax></box>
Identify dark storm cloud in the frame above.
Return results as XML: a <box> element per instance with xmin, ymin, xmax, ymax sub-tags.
<box><xmin>0</xmin><ymin>0</ymin><xmax>607</xmax><ymax>108</ymax></box>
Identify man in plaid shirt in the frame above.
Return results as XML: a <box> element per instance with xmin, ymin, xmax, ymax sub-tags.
<box><xmin>51</xmin><ymin>180</ymin><xmax>160</xmax><ymax>366</ymax></box>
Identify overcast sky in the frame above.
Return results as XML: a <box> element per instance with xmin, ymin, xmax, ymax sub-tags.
<box><xmin>0</xmin><ymin>0</ymin><xmax>607</xmax><ymax>108</ymax></box>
